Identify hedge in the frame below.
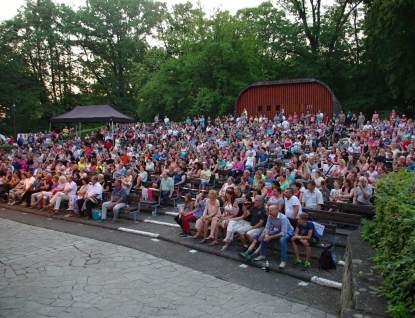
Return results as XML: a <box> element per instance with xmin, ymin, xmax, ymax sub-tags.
<box><xmin>0</xmin><ymin>145</ymin><xmax>15</xmax><ymax>153</ymax></box>
<box><xmin>362</xmin><ymin>171</ymin><xmax>415</xmax><ymax>317</ymax></box>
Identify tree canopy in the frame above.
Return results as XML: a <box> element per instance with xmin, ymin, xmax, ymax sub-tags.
<box><xmin>0</xmin><ymin>0</ymin><xmax>412</xmax><ymax>133</ymax></box>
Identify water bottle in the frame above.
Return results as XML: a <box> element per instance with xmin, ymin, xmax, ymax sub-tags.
<box><xmin>265</xmin><ymin>260</ymin><xmax>270</xmax><ymax>272</ymax></box>
<box><xmin>332</xmin><ymin>252</ymin><xmax>337</xmax><ymax>264</ymax></box>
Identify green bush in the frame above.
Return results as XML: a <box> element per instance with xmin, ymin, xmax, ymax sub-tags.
<box><xmin>0</xmin><ymin>145</ymin><xmax>15</xmax><ymax>153</ymax></box>
<box><xmin>362</xmin><ymin>171</ymin><xmax>415</xmax><ymax>317</ymax></box>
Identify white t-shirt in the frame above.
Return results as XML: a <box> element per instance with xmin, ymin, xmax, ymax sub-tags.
<box><xmin>284</xmin><ymin>196</ymin><xmax>302</xmax><ymax>219</ymax></box>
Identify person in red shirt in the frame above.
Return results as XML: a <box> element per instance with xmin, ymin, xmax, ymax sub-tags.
<box><xmin>121</xmin><ymin>153</ymin><xmax>131</xmax><ymax>165</ymax></box>
<box><xmin>104</xmin><ymin>139</ymin><xmax>113</xmax><ymax>150</ymax></box>
<box><xmin>389</xmin><ymin>109</ymin><xmax>397</xmax><ymax>121</ymax></box>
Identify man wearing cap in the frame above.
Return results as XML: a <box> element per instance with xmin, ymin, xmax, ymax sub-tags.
<box><xmin>233</xmin><ymin>195</ymin><xmax>267</xmax><ymax>248</ymax></box>
<box><xmin>239</xmin><ymin>204</ymin><xmax>294</xmax><ymax>269</ymax></box>
<box><xmin>322</xmin><ymin>157</ymin><xmax>335</xmax><ymax>177</ymax></box>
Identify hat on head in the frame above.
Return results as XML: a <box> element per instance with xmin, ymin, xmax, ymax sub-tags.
<box><xmin>327</xmin><ymin>157</ymin><xmax>332</xmax><ymax>161</ymax></box>
<box><xmin>255</xmin><ymin>195</ymin><xmax>264</xmax><ymax>204</ymax></box>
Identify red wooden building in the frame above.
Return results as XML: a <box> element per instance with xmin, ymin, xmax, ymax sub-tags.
<box><xmin>235</xmin><ymin>78</ymin><xmax>341</xmax><ymax>119</ymax></box>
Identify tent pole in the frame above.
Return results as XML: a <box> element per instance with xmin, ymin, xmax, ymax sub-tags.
<box><xmin>112</xmin><ymin>121</ymin><xmax>114</xmax><ymax>142</ymax></box>
<box><xmin>80</xmin><ymin>122</ymin><xmax>82</xmax><ymax>141</ymax></box>
<box><xmin>49</xmin><ymin>122</ymin><xmax>51</xmax><ymax>132</ymax></box>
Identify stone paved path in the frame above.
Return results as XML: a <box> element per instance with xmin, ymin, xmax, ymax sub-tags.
<box><xmin>0</xmin><ymin>218</ymin><xmax>336</xmax><ymax>318</ymax></box>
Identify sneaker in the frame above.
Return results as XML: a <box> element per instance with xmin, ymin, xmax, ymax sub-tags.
<box><xmin>220</xmin><ymin>246</ymin><xmax>228</xmax><ymax>252</ymax></box>
<box><xmin>112</xmin><ymin>219</ymin><xmax>119</xmax><ymax>223</ymax></box>
<box><xmin>246</xmin><ymin>253</ymin><xmax>256</xmax><ymax>262</ymax></box>
<box><xmin>222</xmin><ymin>238</ymin><xmax>231</xmax><ymax>243</ymax></box>
<box><xmin>279</xmin><ymin>261</ymin><xmax>286</xmax><ymax>269</ymax></box>
<box><xmin>254</xmin><ymin>255</ymin><xmax>266</xmax><ymax>261</ymax></box>
<box><xmin>302</xmin><ymin>261</ymin><xmax>311</xmax><ymax>271</ymax></box>
<box><xmin>292</xmin><ymin>259</ymin><xmax>302</xmax><ymax>268</ymax></box>
<box><xmin>238</xmin><ymin>252</ymin><xmax>248</xmax><ymax>259</ymax></box>
<box><xmin>243</xmin><ymin>244</ymin><xmax>249</xmax><ymax>249</ymax></box>
<box><xmin>179</xmin><ymin>232</ymin><xmax>187</xmax><ymax>237</ymax></box>
<box><xmin>99</xmin><ymin>219</ymin><xmax>106</xmax><ymax>223</ymax></box>
<box><xmin>183</xmin><ymin>233</ymin><xmax>192</xmax><ymax>238</ymax></box>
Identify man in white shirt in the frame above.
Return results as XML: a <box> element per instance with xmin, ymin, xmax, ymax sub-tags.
<box><xmin>76</xmin><ymin>176</ymin><xmax>103</xmax><ymax>220</ymax></box>
<box><xmin>302</xmin><ymin>180</ymin><xmax>324</xmax><ymax>210</ymax></box>
<box><xmin>284</xmin><ymin>188</ymin><xmax>302</xmax><ymax>220</ymax></box>
<box><xmin>322</xmin><ymin>157</ymin><xmax>335</xmax><ymax>177</ymax></box>
<box><xmin>49</xmin><ymin>175</ymin><xmax>77</xmax><ymax>213</ymax></box>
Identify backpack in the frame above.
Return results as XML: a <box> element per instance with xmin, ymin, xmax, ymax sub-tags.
<box><xmin>319</xmin><ymin>249</ymin><xmax>336</xmax><ymax>271</ymax></box>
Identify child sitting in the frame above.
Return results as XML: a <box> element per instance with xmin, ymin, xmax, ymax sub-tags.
<box><xmin>291</xmin><ymin>213</ymin><xmax>320</xmax><ymax>271</ymax></box>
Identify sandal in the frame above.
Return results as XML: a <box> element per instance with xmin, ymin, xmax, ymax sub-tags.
<box><xmin>199</xmin><ymin>239</ymin><xmax>208</xmax><ymax>244</ymax></box>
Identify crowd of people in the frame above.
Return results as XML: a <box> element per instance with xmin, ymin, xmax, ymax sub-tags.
<box><xmin>0</xmin><ymin>108</ymin><xmax>413</xmax><ymax>271</ymax></box>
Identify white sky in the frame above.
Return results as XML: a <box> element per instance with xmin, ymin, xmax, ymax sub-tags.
<box><xmin>0</xmin><ymin>0</ymin><xmax>270</xmax><ymax>22</ymax></box>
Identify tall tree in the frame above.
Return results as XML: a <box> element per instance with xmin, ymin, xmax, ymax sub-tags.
<box><xmin>365</xmin><ymin>0</ymin><xmax>415</xmax><ymax>109</ymax></box>
<box><xmin>72</xmin><ymin>0</ymin><xmax>165</xmax><ymax>114</ymax></box>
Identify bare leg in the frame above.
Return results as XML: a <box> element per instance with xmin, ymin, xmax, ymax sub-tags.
<box><xmin>208</xmin><ymin>217</ymin><xmax>218</xmax><ymax>239</ymax></box>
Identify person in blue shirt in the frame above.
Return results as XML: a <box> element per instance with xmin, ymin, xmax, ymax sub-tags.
<box><xmin>256</xmin><ymin>148</ymin><xmax>269</xmax><ymax>168</ymax></box>
<box><xmin>100</xmin><ymin>179</ymin><xmax>127</xmax><ymax>223</ymax></box>
<box><xmin>185</xmin><ymin>117</ymin><xmax>191</xmax><ymax>125</ymax></box>
<box><xmin>291</xmin><ymin>212</ymin><xmax>320</xmax><ymax>271</ymax></box>
<box><xmin>406</xmin><ymin>157</ymin><xmax>415</xmax><ymax>172</ymax></box>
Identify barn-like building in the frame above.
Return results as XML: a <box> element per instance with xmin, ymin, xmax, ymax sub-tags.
<box><xmin>235</xmin><ymin>78</ymin><xmax>341</xmax><ymax>119</ymax></box>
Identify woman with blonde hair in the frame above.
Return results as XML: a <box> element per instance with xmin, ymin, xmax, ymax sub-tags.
<box><xmin>333</xmin><ymin>159</ymin><xmax>348</xmax><ymax>177</ymax></box>
<box><xmin>193</xmin><ymin>190</ymin><xmax>220</xmax><ymax>244</ymax></box>
<box><xmin>207</xmin><ymin>187</ymin><xmax>238</xmax><ymax>246</ymax></box>
<box><xmin>357</xmin><ymin>156</ymin><xmax>369</xmax><ymax>172</ymax></box>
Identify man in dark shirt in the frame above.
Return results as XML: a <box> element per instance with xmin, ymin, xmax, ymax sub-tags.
<box><xmin>100</xmin><ymin>179</ymin><xmax>127</xmax><ymax>223</ymax></box>
<box><xmin>236</xmin><ymin>195</ymin><xmax>267</xmax><ymax>247</ymax></box>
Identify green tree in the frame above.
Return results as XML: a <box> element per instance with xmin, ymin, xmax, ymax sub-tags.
<box><xmin>364</xmin><ymin>0</ymin><xmax>415</xmax><ymax>111</ymax></box>
<box><xmin>72</xmin><ymin>0</ymin><xmax>165</xmax><ymax>115</ymax></box>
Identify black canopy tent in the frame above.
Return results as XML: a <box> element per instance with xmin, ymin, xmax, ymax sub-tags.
<box><xmin>50</xmin><ymin>105</ymin><xmax>136</xmax><ymax>139</ymax></box>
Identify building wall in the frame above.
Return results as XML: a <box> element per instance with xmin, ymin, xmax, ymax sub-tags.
<box><xmin>235</xmin><ymin>82</ymin><xmax>334</xmax><ymax>119</ymax></box>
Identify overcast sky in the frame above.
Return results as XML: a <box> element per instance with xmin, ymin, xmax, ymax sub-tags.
<box><xmin>0</xmin><ymin>0</ymin><xmax>272</xmax><ymax>22</ymax></box>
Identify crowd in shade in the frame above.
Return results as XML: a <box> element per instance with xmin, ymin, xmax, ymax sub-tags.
<box><xmin>0</xmin><ymin>108</ymin><xmax>414</xmax><ymax>270</ymax></box>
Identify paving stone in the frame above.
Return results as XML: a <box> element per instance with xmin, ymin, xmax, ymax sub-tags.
<box><xmin>0</xmin><ymin>218</ymin><xmax>335</xmax><ymax>318</ymax></box>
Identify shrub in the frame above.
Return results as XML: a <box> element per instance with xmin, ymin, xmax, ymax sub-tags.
<box><xmin>0</xmin><ymin>145</ymin><xmax>15</xmax><ymax>153</ymax></box>
<box><xmin>362</xmin><ymin>171</ymin><xmax>415</xmax><ymax>317</ymax></box>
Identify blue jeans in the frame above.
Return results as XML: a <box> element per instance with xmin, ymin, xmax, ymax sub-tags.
<box><xmin>161</xmin><ymin>190</ymin><xmax>169</xmax><ymax>207</ymax></box>
<box><xmin>258</xmin><ymin>230</ymin><xmax>294</xmax><ymax>261</ymax></box>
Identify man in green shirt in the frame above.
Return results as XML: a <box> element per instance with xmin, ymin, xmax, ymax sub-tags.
<box><xmin>160</xmin><ymin>171</ymin><xmax>174</xmax><ymax>209</ymax></box>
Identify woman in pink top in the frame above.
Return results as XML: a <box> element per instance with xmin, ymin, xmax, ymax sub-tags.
<box><xmin>193</xmin><ymin>190</ymin><xmax>220</xmax><ymax>244</ymax></box>
<box><xmin>233</xmin><ymin>156</ymin><xmax>244</xmax><ymax>177</ymax></box>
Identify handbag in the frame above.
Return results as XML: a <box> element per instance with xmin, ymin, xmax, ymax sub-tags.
<box><xmin>174</xmin><ymin>213</ymin><xmax>182</xmax><ymax>226</ymax></box>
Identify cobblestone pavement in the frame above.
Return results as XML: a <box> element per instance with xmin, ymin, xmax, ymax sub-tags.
<box><xmin>0</xmin><ymin>218</ymin><xmax>336</xmax><ymax>318</ymax></box>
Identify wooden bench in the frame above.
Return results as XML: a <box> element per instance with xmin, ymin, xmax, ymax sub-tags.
<box><xmin>268</xmin><ymin>223</ymin><xmax>337</xmax><ymax>255</ymax></box>
<box><xmin>322</xmin><ymin>201</ymin><xmax>375</xmax><ymax>217</ymax></box>
<box><xmin>303</xmin><ymin>208</ymin><xmax>362</xmax><ymax>229</ymax></box>
<box><xmin>101</xmin><ymin>193</ymin><xmax>141</xmax><ymax>222</ymax></box>
<box><xmin>342</xmin><ymin>203</ymin><xmax>375</xmax><ymax>218</ymax></box>
<box><xmin>215</xmin><ymin>169</ymin><xmax>228</xmax><ymax>186</ymax></box>
<box><xmin>140</xmin><ymin>188</ymin><xmax>161</xmax><ymax>215</ymax></box>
